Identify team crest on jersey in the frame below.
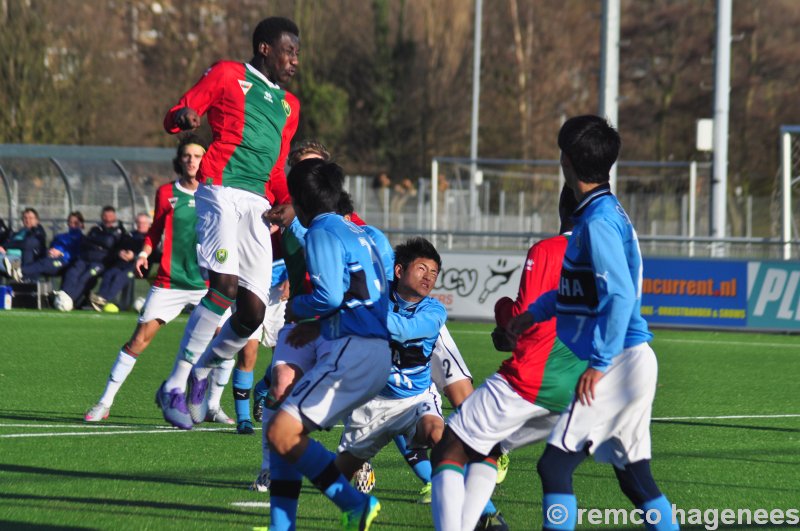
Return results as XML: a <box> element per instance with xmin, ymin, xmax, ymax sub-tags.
<box><xmin>239</xmin><ymin>79</ymin><xmax>253</xmax><ymax>95</ymax></box>
<box><xmin>188</xmin><ymin>198</ymin><xmax>195</xmax><ymax>208</ymax></box>
<box><xmin>264</xmin><ymin>91</ymin><xmax>273</xmax><ymax>103</ymax></box>
<box><xmin>168</xmin><ymin>197</ymin><xmax>178</xmax><ymax>209</ymax></box>
<box><xmin>215</xmin><ymin>249</ymin><xmax>228</xmax><ymax>264</ymax></box>
<box><xmin>525</xmin><ymin>258</ymin><xmax>534</xmax><ymax>271</ymax></box>
<box><xmin>282</xmin><ymin>99</ymin><xmax>291</xmax><ymax>117</ymax></box>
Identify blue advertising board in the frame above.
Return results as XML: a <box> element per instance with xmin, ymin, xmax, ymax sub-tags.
<box><xmin>641</xmin><ymin>258</ymin><xmax>748</xmax><ymax>328</ymax></box>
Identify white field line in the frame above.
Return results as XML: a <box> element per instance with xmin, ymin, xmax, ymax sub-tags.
<box><xmin>653</xmin><ymin>414</ymin><xmax>800</xmax><ymax>421</ymax></box>
<box><xmin>1</xmin><ymin>414</ymin><xmax>797</xmax><ymax>439</ymax></box>
<box><xmin>0</xmin><ymin>423</ymin><xmax>247</xmax><ymax>439</ymax></box>
<box><xmin>230</xmin><ymin>502</ymin><xmax>270</xmax><ymax>508</ymax></box>
<box><xmin>449</xmin><ymin>329</ymin><xmax>800</xmax><ymax>349</ymax></box>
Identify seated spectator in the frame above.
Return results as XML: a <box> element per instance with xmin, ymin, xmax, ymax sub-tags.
<box><xmin>0</xmin><ymin>208</ymin><xmax>47</xmax><ymax>275</ymax></box>
<box><xmin>8</xmin><ymin>211</ymin><xmax>85</xmax><ymax>283</ymax></box>
<box><xmin>54</xmin><ymin>206</ymin><xmax>126</xmax><ymax>310</ymax></box>
<box><xmin>89</xmin><ymin>212</ymin><xmax>153</xmax><ymax>311</ymax></box>
<box><xmin>0</xmin><ymin>217</ymin><xmax>9</xmax><ymax>245</ymax></box>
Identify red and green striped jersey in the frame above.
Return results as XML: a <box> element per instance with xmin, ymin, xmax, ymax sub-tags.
<box><xmin>495</xmin><ymin>234</ymin><xmax>587</xmax><ymax>412</ymax></box>
<box><xmin>145</xmin><ymin>181</ymin><xmax>207</xmax><ymax>291</ymax></box>
<box><xmin>164</xmin><ymin>61</ymin><xmax>299</xmax><ymax>203</ymax></box>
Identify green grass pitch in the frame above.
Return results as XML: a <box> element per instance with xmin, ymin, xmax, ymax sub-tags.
<box><xmin>0</xmin><ymin>310</ymin><xmax>798</xmax><ymax>529</ymax></box>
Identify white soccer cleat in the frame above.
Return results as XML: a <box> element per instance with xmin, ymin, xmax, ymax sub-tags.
<box><xmin>205</xmin><ymin>407</ymin><xmax>235</xmax><ymax>425</ymax></box>
<box><xmin>249</xmin><ymin>469</ymin><xmax>270</xmax><ymax>492</ymax></box>
<box><xmin>84</xmin><ymin>403</ymin><xmax>110</xmax><ymax>422</ymax></box>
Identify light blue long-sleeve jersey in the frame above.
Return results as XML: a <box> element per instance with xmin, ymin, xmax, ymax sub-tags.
<box><xmin>291</xmin><ymin>213</ymin><xmax>389</xmax><ymax>340</ymax></box>
<box><xmin>381</xmin><ymin>290</ymin><xmax>447</xmax><ymax>399</ymax></box>
<box><xmin>527</xmin><ymin>184</ymin><xmax>652</xmax><ymax>372</ymax></box>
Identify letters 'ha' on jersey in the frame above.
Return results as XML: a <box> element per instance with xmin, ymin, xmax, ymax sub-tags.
<box><xmin>291</xmin><ymin>213</ymin><xmax>390</xmax><ymax>341</ymax></box>
<box><xmin>145</xmin><ymin>181</ymin><xmax>207</xmax><ymax>291</ymax></box>
<box><xmin>495</xmin><ymin>235</ymin><xmax>586</xmax><ymax>412</ymax></box>
<box><xmin>528</xmin><ymin>184</ymin><xmax>653</xmax><ymax>371</ymax></box>
<box><xmin>163</xmin><ymin>61</ymin><xmax>299</xmax><ymax>204</ymax></box>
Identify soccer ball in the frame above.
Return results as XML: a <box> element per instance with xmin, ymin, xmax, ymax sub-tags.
<box><xmin>133</xmin><ymin>296</ymin><xmax>146</xmax><ymax>313</ymax></box>
<box><xmin>53</xmin><ymin>291</ymin><xmax>74</xmax><ymax>312</ymax></box>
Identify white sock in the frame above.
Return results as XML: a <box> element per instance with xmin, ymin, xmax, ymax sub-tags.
<box><xmin>261</xmin><ymin>407</ymin><xmax>276</xmax><ymax>470</ymax></box>
<box><xmin>431</xmin><ymin>466</ymin><xmax>465</xmax><ymax>531</ymax></box>
<box><xmin>207</xmin><ymin>358</ymin><xmax>234</xmax><ymax>410</ymax></box>
<box><xmin>98</xmin><ymin>350</ymin><xmax>137</xmax><ymax>406</ymax></box>
<box><xmin>193</xmin><ymin>318</ymin><xmax>250</xmax><ymax>380</ymax></box>
<box><xmin>462</xmin><ymin>460</ymin><xmax>498</xmax><ymax>530</ymax></box>
<box><xmin>165</xmin><ymin>359</ymin><xmax>193</xmax><ymax>393</ymax></box>
<box><xmin>165</xmin><ymin>304</ymin><xmax>221</xmax><ymax>390</ymax></box>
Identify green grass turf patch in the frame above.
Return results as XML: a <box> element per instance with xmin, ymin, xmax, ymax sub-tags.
<box><xmin>0</xmin><ymin>311</ymin><xmax>798</xmax><ymax>529</ymax></box>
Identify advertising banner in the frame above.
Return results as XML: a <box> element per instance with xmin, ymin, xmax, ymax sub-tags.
<box><xmin>746</xmin><ymin>261</ymin><xmax>800</xmax><ymax>330</ymax></box>
<box><xmin>431</xmin><ymin>252</ymin><xmax>525</xmax><ymax>320</ymax></box>
<box><xmin>435</xmin><ymin>251</ymin><xmax>800</xmax><ymax>332</ymax></box>
<box><xmin>640</xmin><ymin>258</ymin><xmax>748</xmax><ymax>328</ymax></box>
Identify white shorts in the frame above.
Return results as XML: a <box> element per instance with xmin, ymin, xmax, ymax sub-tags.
<box><xmin>338</xmin><ymin>385</ymin><xmax>443</xmax><ymax>460</ymax></box>
<box><xmin>431</xmin><ymin>325</ymin><xmax>473</xmax><ymax>391</ymax></box>
<box><xmin>448</xmin><ymin>373</ymin><xmax>558</xmax><ymax>456</ymax></box>
<box><xmin>281</xmin><ymin>336</ymin><xmax>391</xmax><ymax>431</ymax></box>
<box><xmin>271</xmin><ymin>323</ymin><xmax>325</xmax><ymax>375</ymax></box>
<box><xmin>195</xmin><ymin>184</ymin><xmax>273</xmax><ymax>304</ymax></box>
<box><xmin>138</xmin><ymin>286</ymin><xmax>206</xmax><ymax>324</ymax></box>
<box><xmin>261</xmin><ymin>285</ymin><xmax>287</xmax><ymax>348</ymax></box>
<box><xmin>547</xmin><ymin>342</ymin><xmax>657</xmax><ymax>467</ymax></box>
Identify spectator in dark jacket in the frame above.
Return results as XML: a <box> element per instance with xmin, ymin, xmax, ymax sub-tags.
<box><xmin>89</xmin><ymin>212</ymin><xmax>153</xmax><ymax>311</ymax></box>
<box><xmin>0</xmin><ymin>217</ymin><xmax>9</xmax><ymax>245</ymax></box>
<box><xmin>0</xmin><ymin>208</ymin><xmax>47</xmax><ymax>275</ymax></box>
<box><xmin>9</xmin><ymin>211</ymin><xmax>85</xmax><ymax>282</ymax></box>
<box><xmin>55</xmin><ymin>206</ymin><xmax>126</xmax><ymax>309</ymax></box>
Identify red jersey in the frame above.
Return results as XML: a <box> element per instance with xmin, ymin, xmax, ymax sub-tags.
<box><xmin>494</xmin><ymin>234</ymin><xmax>586</xmax><ymax>411</ymax></box>
<box><xmin>164</xmin><ymin>61</ymin><xmax>299</xmax><ymax>204</ymax></box>
<box><xmin>144</xmin><ymin>181</ymin><xmax>207</xmax><ymax>291</ymax></box>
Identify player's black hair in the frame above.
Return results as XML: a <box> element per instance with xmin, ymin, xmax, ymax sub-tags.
<box><xmin>101</xmin><ymin>205</ymin><xmax>116</xmax><ymax>214</ymax></box>
<box><xmin>336</xmin><ymin>191</ymin><xmax>355</xmax><ymax>216</ymax></box>
<box><xmin>173</xmin><ymin>134</ymin><xmax>208</xmax><ymax>175</ymax></box>
<box><xmin>288</xmin><ymin>139</ymin><xmax>330</xmax><ymax>167</ymax></box>
<box><xmin>558</xmin><ymin>115</ymin><xmax>621</xmax><ymax>185</ymax></box>
<box><xmin>252</xmin><ymin>17</ymin><xmax>299</xmax><ymax>55</ymax></box>
<box><xmin>22</xmin><ymin>207</ymin><xmax>39</xmax><ymax>219</ymax></box>
<box><xmin>287</xmin><ymin>159</ymin><xmax>344</xmax><ymax>221</ymax></box>
<box><xmin>394</xmin><ymin>237</ymin><xmax>442</xmax><ymax>272</ymax></box>
<box><xmin>558</xmin><ymin>185</ymin><xmax>579</xmax><ymax>234</ymax></box>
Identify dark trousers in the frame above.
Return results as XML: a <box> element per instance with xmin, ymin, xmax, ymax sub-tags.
<box><xmin>97</xmin><ymin>261</ymin><xmax>135</xmax><ymax>300</ymax></box>
<box><xmin>61</xmin><ymin>259</ymin><xmax>105</xmax><ymax>302</ymax></box>
<box><xmin>21</xmin><ymin>257</ymin><xmax>67</xmax><ymax>282</ymax></box>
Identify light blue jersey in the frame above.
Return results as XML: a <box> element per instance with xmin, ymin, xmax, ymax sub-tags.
<box><xmin>363</xmin><ymin>225</ymin><xmax>394</xmax><ymax>281</ymax></box>
<box><xmin>271</xmin><ymin>258</ymin><xmax>287</xmax><ymax>287</ymax></box>
<box><xmin>380</xmin><ymin>291</ymin><xmax>447</xmax><ymax>399</ymax></box>
<box><xmin>291</xmin><ymin>213</ymin><xmax>389</xmax><ymax>340</ymax></box>
<box><xmin>528</xmin><ymin>184</ymin><xmax>652</xmax><ymax>372</ymax></box>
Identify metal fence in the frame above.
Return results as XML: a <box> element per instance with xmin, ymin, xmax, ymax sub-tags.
<box><xmin>2</xmin><ymin>144</ymin><xmax>797</xmax><ymax>259</ymax></box>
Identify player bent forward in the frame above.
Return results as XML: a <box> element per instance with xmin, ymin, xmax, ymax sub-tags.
<box><xmin>265</xmin><ymin>159</ymin><xmax>391</xmax><ymax>531</ymax></box>
<box><xmin>336</xmin><ymin>237</ymin><xmax>446</xmax><ymax>483</ymax></box>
